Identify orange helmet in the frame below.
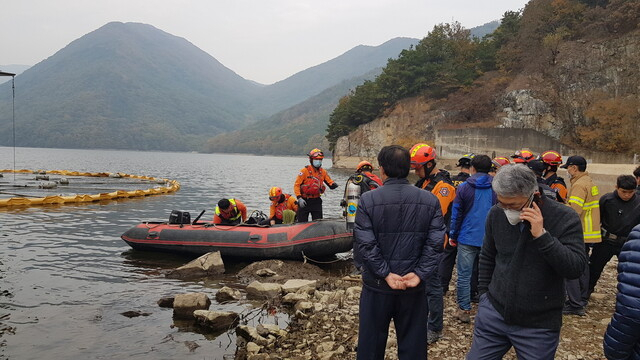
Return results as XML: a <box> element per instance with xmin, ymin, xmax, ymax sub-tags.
<box><xmin>492</xmin><ymin>157</ymin><xmax>511</xmax><ymax>169</ymax></box>
<box><xmin>268</xmin><ymin>187</ymin><xmax>282</xmax><ymax>201</ymax></box>
<box><xmin>356</xmin><ymin>161</ymin><xmax>373</xmax><ymax>172</ymax></box>
<box><xmin>511</xmin><ymin>149</ymin><xmax>535</xmax><ymax>163</ymax></box>
<box><xmin>308</xmin><ymin>148</ymin><xmax>324</xmax><ymax>160</ymax></box>
<box><xmin>410</xmin><ymin>143</ymin><xmax>436</xmax><ymax>169</ymax></box>
<box><xmin>539</xmin><ymin>150</ymin><xmax>562</xmax><ymax>166</ymax></box>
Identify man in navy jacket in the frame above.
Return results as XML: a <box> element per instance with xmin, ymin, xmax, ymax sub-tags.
<box><xmin>354</xmin><ymin>145</ymin><xmax>445</xmax><ymax>360</ymax></box>
<box><xmin>603</xmin><ymin>223</ymin><xmax>640</xmax><ymax>360</ymax></box>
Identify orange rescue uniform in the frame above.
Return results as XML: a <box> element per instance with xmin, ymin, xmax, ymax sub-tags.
<box><xmin>294</xmin><ymin>165</ymin><xmax>336</xmax><ymax>199</ymax></box>
<box><xmin>213</xmin><ymin>198</ymin><xmax>248</xmax><ymax>224</ymax></box>
<box><xmin>270</xmin><ymin>194</ymin><xmax>299</xmax><ymax>221</ymax></box>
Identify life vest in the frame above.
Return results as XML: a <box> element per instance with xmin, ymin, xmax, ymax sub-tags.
<box><xmin>274</xmin><ymin>195</ymin><xmax>292</xmax><ymax>220</ymax></box>
<box><xmin>215</xmin><ymin>199</ymin><xmax>242</xmax><ymax>221</ymax></box>
<box><xmin>300</xmin><ymin>165</ymin><xmax>326</xmax><ymax>198</ymax></box>
<box><xmin>545</xmin><ymin>173</ymin><xmax>568</xmax><ymax>201</ymax></box>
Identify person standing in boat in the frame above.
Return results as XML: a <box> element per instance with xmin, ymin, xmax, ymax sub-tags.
<box><xmin>264</xmin><ymin>187</ymin><xmax>298</xmax><ymax>225</ymax></box>
<box><xmin>213</xmin><ymin>198</ymin><xmax>247</xmax><ymax>225</ymax></box>
<box><xmin>294</xmin><ymin>148</ymin><xmax>338</xmax><ymax>222</ymax></box>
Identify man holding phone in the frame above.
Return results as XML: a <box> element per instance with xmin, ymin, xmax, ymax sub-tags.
<box><xmin>467</xmin><ymin>164</ymin><xmax>587</xmax><ymax>360</ymax></box>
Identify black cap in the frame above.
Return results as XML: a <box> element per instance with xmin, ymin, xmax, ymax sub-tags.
<box><xmin>560</xmin><ymin>155</ymin><xmax>587</xmax><ymax>169</ymax></box>
<box><xmin>526</xmin><ymin>159</ymin><xmax>546</xmax><ymax>176</ymax></box>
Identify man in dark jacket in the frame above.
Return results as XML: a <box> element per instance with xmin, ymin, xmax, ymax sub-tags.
<box><xmin>467</xmin><ymin>164</ymin><xmax>587</xmax><ymax>359</ymax></box>
<box><xmin>354</xmin><ymin>145</ymin><xmax>445</xmax><ymax>360</ymax></box>
<box><xmin>603</xmin><ymin>223</ymin><xmax>640</xmax><ymax>360</ymax></box>
<box><xmin>588</xmin><ymin>175</ymin><xmax>640</xmax><ymax>296</ymax></box>
<box><xmin>449</xmin><ymin>154</ymin><xmax>496</xmax><ymax>323</ymax></box>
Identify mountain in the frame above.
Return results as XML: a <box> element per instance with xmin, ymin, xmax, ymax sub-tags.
<box><xmin>0</xmin><ymin>64</ymin><xmax>30</xmax><ymax>84</ymax></box>
<box><xmin>254</xmin><ymin>38</ymin><xmax>419</xmax><ymax>115</ymax></box>
<box><xmin>0</xmin><ymin>22</ymin><xmax>263</xmax><ymax>150</ymax></box>
<box><xmin>206</xmin><ymin>69</ymin><xmax>383</xmax><ymax>156</ymax></box>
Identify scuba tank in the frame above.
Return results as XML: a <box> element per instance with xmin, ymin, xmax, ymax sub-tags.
<box><xmin>343</xmin><ymin>176</ymin><xmax>362</xmax><ymax>230</ymax></box>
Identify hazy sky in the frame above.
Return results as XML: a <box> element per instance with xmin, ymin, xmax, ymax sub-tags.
<box><xmin>0</xmin><ymin>0</ymin><xmax>529</xmax><ymax>84</ymax></box>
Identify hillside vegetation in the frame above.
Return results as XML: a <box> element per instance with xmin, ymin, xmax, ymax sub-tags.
<box><xmin>327</xmin><ymin>0</ymin><xmax>640</xmax><ymax>154</ymax></box>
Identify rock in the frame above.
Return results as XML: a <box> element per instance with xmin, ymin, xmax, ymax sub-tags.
<box><xmin>166</xmin><ymin>251</ymin><xmax>225</xmax><ymax>279</ymax></box>
<box><xmin>256</xmin><ymin>268</ymin><xmax>277</xmax><ymax>277</ymax></box>
<box><xmin>172</xmin><ymin>293</ymin><xmax>211</xmax><ymax>319</ymax></box>
<box><xmin>121</xmin><ymin>310</ymin><xmax>150</xmax><ymax>318</ymax></box>
<box><xmin>589</xmin><ymin>293</ymin><xmax>607</xmax><ymax>301</ymax></box>
<box><xmin>193</xmin><ymin>310</ymin><xmax>239</xmax><ymax>331</ymax></box>
<box><xmin>247</xmin><ymin>354</ymin><xmax>270</xmax><ymax>360</ymax></box>
<box><xmin>257</xmin><ymin>323</ymin><xmax>287</xmax><ymax>338</ymax></box>
<box><xmin>215</xmin><ymin>286</ymin><xmax>242</xmax><ymax>303</ymax></box>
<box><xmin>237</xmin><ymin>325</ymin><xmax>270</xmax><ymax>346</ymax></box>
<box><xmin>282</xmin><ymin>292</ymin><xmax>309</xmax><ymax>305</ymax></box>
<box><xmin>246</xmin><ymin>281</ymin><xmax>282</xmax><ymax>300</ymax></box>
<box><xmin>281</xmin><ymin>279</ymin><xmax>317</xmax><ymax>294</ymax></box>
<box><xmin>246</xmin><ymin>341</ymin><xmax>261</xmax><ymax>354</ymax></box>
<box><xmin>157</xmin><ymin>296</ymin><xmax>175</xmax><ymax>308</ymax></box>
<box><xmin>294</xmin><ymin>301</ymin><xmax>314</xmax><ymax>313</ymax></box>
<box><xmin>346</xmin><ymin>286</ymin><xmax>361</xmax><ymax>299</ymax></box>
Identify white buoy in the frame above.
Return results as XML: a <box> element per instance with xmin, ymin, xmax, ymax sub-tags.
<box><xmin>39</xmin><ymin>181</ymin><xmax>57</xmax><ymax>189</ymax></box>
<box><xmin>58</xmin><ymin>177</ymin><xmax>69</xmax><ymax>185</ymax></box>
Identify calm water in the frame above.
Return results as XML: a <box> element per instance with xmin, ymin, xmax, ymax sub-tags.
<box><xmin>0</xmin><ymin>147</ymin><xmax>354</xmax><ymax>360</ymax></box>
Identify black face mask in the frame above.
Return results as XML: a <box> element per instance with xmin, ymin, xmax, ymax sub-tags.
<box><xmin>278</xmin><ymin>195</ymin><xmax>285</xmax><ymax>203</ymax></box>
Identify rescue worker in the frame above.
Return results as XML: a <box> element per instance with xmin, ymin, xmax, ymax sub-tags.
<box><xmin>489</xmin><ymin>157</ymin><xmax>511</xmax><ymax>176</ymax></box>
<box><xmin>294</xmin><ymin>148</ymin><xmax>338</xmax><ymax>222</ymax></box>
<box><xmin>539</xmin><ymin>150</ymin><xmax>568</xmax><ymax>201</ymax></box>
<box><xmin>510</xmin><ymin>149</ymin><xmax>535</xmax><ymax>164</ymax></box>
<box><xmin>526</xmin><ymin>159</ymin><xmax>564</xmax><ymax>203</ymax></box>
<box><xmin>213</xmin><ymin>198</ymin><xmax>247</xmax><ymax>225</ymax></box>
<box><xmin>588</xmin><ymin>175</ymin><xmax>640</xmax><ymax>296</ymax></box>
<box><xmin>264</xmin><ymin>187</ymin><xmax>298</xmax><ymax>226</ymax></box>
<box><xmin>410</xmin><ymin>143</ymin><xmax>456</xmax><ymax>344</ymax></box>
<box><xmin>349</xmin><ymin>160</ymin><xmax>383</xmax><ymax>194</ymax></box>
<box><xmin>560</xmin><ymin>155</ymin><xmax>602</xmax><ymax>316</ymax></box>
<box><xmin>451</xmin><ymin>153</ymin><xmax>475</xmax><ymax>188</ymax></box>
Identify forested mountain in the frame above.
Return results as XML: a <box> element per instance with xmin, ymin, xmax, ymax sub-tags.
<box><xmin>329</xmin><ymin>0</ymin><xmax>640</xmax><ymax>160</ymax></box>
<box><xmin>206</xmin><ymin>69</ymin><xmax>382</xmax><ymax>156</ymax></box>
<box><xmin>255</xmin><ymin>38</ymin><xmax>419</xmax><ymax>115</ymax></box>
<box><xmin>0</xmin><ymin>22</ymin><xmax>265</xmax><ymax>150</ymax></box>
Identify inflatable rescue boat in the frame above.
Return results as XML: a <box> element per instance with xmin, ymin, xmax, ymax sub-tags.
<box><xmin>121</xmin><ymin>210</ymin><xmax>353</xmax><ymax>260</ymax></box>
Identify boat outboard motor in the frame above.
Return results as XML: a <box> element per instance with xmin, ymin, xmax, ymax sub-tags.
<box><xmin>344</xmin><ymin>178</ymin><xmax>361</xmax><ymax>230</ymax></box>
<box><xmin>169</xmin><ymin>210</ymin><xmax>191</xmax><ymax>226</ymax></box>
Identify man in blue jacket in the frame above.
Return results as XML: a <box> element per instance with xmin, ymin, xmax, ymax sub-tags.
<box><xmin>354</xmin><ymin>145</ymin><xmax>445</xmax><ymax>360</ymax></box>
<box><xmin>449</xmin><ymin>154</ymin><xmax>496</xmax><ymax>323</ymax></box>
<box><xmin>603</xmin><ymin>223</ymin><xmax>640</xmax><ymax>360</ymax></box>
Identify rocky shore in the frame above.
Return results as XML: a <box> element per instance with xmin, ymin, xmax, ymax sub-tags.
<box><xmin>165</xmin><ymin>254</ymin><xmax>619</xmax><ymax>360</ymax></box>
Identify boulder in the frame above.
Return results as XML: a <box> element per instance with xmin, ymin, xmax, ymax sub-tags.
<box><xmin>157</xmin><ymin>296</ymin><xmax>175</xmax><ymax>308</ymax></box>
<box><xmin>172</xmin><ymin>293</ymin><xmax>211</xmax><ymax>319</ymax></box>
<box><xmin>281</xmin><ymin>279</ymin><xmax>317</xmax><ymax>294</ymax></box>
<box><xmin>246</xmin><ymin>281</ymin><xmax>282</xmax><ymax>300</ymax></box>
<box><xmin>166</xmin><ymin>251</ymin><xmax>225</xmax><ymax>279</ymax></box>
<box><xmin>193</xmin><ymin>310</ymin><xmax>239</xmax><ymax>331</ymax></box>
<box><xmin>215</xmin><ymin>286</ymin><xmax>242</xmax><ymax>303</ymax></box>
<box><xmin>256</xmin><ymin>323</ymin><xmax>287</xmax><ymax>338</ymax></box>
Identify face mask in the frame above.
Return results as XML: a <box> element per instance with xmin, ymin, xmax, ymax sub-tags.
<box><xmin>503</xmin><ymin>208</ymin><xmax>522</xmax><ymax>225</ymax></box>
<box><xmin>312</xmin><ymin>160</ymin><xmax>322</xmax><ymax>168</ymax></box>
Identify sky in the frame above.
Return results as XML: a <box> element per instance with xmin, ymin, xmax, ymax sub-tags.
<box><xmin>0</xmin><ymin>0</ymin><xmax>530</xmax><ymax>85</ymax></box>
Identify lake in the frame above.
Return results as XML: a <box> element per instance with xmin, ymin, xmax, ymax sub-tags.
<box><xmin>0</xmin><ymin>146</ymin><xmax>356</xmax><ymax>359</ymax></box>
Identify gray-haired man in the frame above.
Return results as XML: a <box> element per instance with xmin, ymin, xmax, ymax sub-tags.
<box><xmin>467</xmin><ymin>164</ymin><xmax>587</xmax><ymax>360</ymax></box>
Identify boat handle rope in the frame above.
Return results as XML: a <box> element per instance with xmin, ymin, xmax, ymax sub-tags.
<box><xmin>301</xmin><ymin>250</ymin><xmax>344</xmax><ymax>264</ymax></box>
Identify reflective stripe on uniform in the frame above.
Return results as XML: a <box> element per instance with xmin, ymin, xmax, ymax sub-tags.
<box><xmin>568</xmin><ymin>196</ymin><xmax>584</xmax><ymax>207</ymax></box>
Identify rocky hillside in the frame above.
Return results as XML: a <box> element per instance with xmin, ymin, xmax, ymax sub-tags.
<box><xmin>333</xmin><ymin>1</ymin><xmax>640</xmax><ymax>165</ymax></box>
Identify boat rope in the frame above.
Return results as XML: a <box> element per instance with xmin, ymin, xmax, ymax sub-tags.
<box><xmin>301</xmin><ymin>251</ymin><xmax>344</xmax><ymax>264</ymax></box>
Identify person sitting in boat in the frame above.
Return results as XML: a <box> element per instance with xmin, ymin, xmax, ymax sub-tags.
<box><xmin>263</xmin><ymin>187</ymin><xmax>298</xmax><ymax>226</ymax></box>
<box><xmin>294</xmin><ymin>148</ymin><xmax>338</xmax><ymax>222</ymax></box>
<box><xmin>213</xmin><ymin>198</ymin><xmax>247</xmax><ymax>225</ymax></box>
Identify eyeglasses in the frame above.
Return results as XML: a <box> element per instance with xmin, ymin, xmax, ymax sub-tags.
<box><xmin>496</xmin><ymin>193</ymin><xmax>534</xmax><ymax>211</ymax></box>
